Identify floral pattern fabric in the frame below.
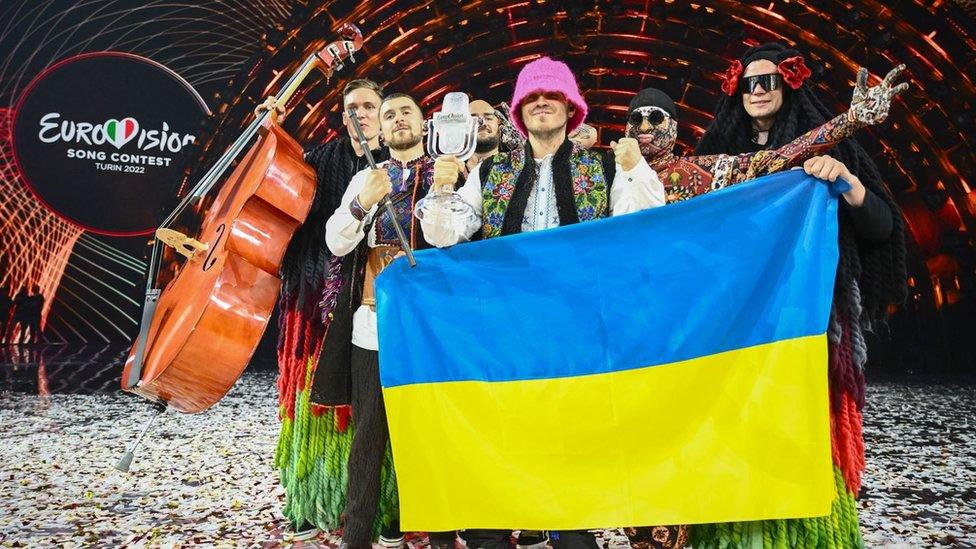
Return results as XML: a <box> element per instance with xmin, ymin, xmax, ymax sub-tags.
<box><xmin>481</xmin><ymin>143</ymin><xmax>609</xmax><ymax>237</ymax></box>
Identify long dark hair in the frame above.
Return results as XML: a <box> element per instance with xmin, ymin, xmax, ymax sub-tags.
<box><xmin>697</xmin><ymin>42</ymin><xmax>907</xmax><ymax>327</ymax></box>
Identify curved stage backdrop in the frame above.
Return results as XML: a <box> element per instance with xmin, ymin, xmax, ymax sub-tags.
<box><xmin>0</xmin><ymin>0</ymin><xmax>973</xmax><ymax>376</ymax></box>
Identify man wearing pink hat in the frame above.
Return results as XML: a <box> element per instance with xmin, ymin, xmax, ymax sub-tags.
<box><xmin>420</xmin><ymin>57</ymin><xmax>665</xmax><ymax>549</ymax></box>
<box><xmin>422</xmin><ymin>56</ymin><xmax>664</xmax><ymax>248</ymax></box>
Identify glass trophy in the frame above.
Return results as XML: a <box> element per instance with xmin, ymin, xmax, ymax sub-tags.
<box><xmin>414</xmin><ymin>92</ymin><xmax>479</xmax><ymax>228</ymax></box>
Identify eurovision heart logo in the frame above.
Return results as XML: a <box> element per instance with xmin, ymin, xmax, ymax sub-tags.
<box><xmin>104</xmin><ymin>117</ymin><xmax>139</xmax><ymax>149</ymax></box>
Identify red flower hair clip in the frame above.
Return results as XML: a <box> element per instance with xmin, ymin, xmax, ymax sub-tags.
<box><xmin>777</xmin><ymin>55</ymin><xmax>812</xmax><ymax>89</ymax></box>
<box><xmin>720</xmin><ymin>59</ymin><xmax>743</xmax><ymax>96</ymax></box>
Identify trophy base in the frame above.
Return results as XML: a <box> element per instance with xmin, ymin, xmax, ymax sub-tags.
<box><xmin>414</xmin><ymin>192</ymin><xmax>478</xmax><ymax>228</ymax></box>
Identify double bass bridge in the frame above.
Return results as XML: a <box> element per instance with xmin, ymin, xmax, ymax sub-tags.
<box><xmin>155</xmin><ymin>228</ymin><xmax>208</xmax><ymax>260</ymax></box>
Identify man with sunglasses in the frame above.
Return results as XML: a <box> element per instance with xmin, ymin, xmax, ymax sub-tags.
<box><xmin>624</xmin><ymin>72</ymin><xmax>906</xmax><ymax>205</ymax></box>
<box><xmin>689</xmin><ymin>43</ymin><xmax>912</xmax><ymax>549</ymax></box>
<box><xmin>630</xmin><ymin>51</ymin><xmax>910</xmax><ymax>549</ymax></box>
<box><xmin>740</xmin><ymin>69</ymin><xmax>785</xmax><ymax>147</ymax></box>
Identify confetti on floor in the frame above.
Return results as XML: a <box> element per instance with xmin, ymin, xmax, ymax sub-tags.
<box><xmin>0</xmin><ymin>352</ymin><xmax>973</xmax><ymax>547</ymax></box>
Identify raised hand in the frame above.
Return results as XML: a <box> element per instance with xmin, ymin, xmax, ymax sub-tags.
<box><xmin>850</xmin><ymin>64</ymin><xmax>910</xmax><ymax>125</ymax></box>
<box><xmin>611</xmin><ymin>137</ymin><xmax>642</xmax><ymax>171</ymax></box>
<box><xmin>569</xmin><ymin>124</ymin><xmax>598</xmax><ymax>149</ymax></box>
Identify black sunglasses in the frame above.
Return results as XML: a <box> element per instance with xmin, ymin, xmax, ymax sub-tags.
<box><xmin>627</xmin><ymin>107</ymin><xmax>669</xmax><ymax>127</ymax></box>
<box><xmin>740</xmin><ymin>73</ymin><xmax>783</xmax><ymax>94</ymax></box>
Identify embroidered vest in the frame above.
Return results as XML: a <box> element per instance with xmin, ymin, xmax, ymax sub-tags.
<box><xmin>372</xmin><ymin>156</ymin><xmax>435</xmax><ymax>247</ymax></box>
<box><xmin>481</xmin><ymin>144</ymin><xmax>609</xmax><ymax>238</ymax></box>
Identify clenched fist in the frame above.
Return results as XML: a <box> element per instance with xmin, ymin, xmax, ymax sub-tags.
<box><xmin>611</xmin><ymin>137</ymin><xmax>641</xmax><ymax>171</ymax></box>
<box><xmin>433</xmin><ymin>155</ymin><xmax>465</xmax><ymax>193</ymax></box>
<box><xmin>359</xmin><ymin>168</ymin><xmax>392</xmax><ymax>209</ymax></box>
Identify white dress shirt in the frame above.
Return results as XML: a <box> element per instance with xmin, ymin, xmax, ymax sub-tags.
<box><xmin>325</xmin><ymin>160</ymin><xmax>417</xmax><ymax>351</ymax></box>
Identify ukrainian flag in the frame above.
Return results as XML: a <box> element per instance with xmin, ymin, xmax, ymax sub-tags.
<box><xmin>376</xmin><ymin>170</ymin><xmax>841</xmax><ymax>531</ymax></box>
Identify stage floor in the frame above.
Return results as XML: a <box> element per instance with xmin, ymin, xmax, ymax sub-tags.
<box><xmin>0</xmin><ymin>345</ymin><xmax>973</xmax><ymax>547</ymax></box>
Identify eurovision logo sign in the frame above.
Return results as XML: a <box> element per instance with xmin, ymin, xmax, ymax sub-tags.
<box><xmin>13</xmin><ymin>52</ymin><xmax>210</xmax><ymax>236</ymax></box>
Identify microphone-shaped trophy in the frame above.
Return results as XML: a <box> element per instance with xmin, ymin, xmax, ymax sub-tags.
<box><xmin>414</xmin><ymin>92</ymin><xmax>478</xmax><ymax>227</ymax></box>
<box><xmin>426</xmin><ymin>92</ymin><xmax>478</xmax><ymax>158</ymax></box>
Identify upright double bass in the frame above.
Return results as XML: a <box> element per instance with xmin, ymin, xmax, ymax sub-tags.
<box><xmin>116</xmin><ymin>25</ymin><xmax>364</xmax><ymax>469</ymax></box>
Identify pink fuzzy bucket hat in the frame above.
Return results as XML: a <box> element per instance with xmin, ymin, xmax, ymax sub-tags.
<box><xmin>509</xmin><ymin>56</ymin><xmax>588</xmax><ymax>138</ymax></box>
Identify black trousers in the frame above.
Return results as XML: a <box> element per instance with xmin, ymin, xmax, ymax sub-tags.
<box><xmin>549</xmin><ymin>531</ymin><xmax>599</xmax><ymax>549</ymax></box>
<box><xmin>428</xmin><ymin>530</ymin><xmax>458</xmax><ymax>548</ymax></box>
<box><xmin>23</xmin><ymin>319</ymin><xmax>41</xmax><ymax>343</ymax></box>
<box><xmin>342</xmin><ymin>346</ymin><xmax>455</xmax><ymax>548</ymax></box>
<box><xmin>463</xmin><ymin>530</ymin><xmax>598</xmax><ymax>549</ymax></box>
<box><xmin>343</xmin><ymin>346</ymin><xmax>391</xmax><ymax>548</ymax></box>
<box><xmin>463</xmin><ymin>529</ymin><xmax>511</xmax><ymax>549</ymax></box>
<box><xmin>342</xmin><ymin>347</ymin><xmax>584</xmax><ymax>549</ymax></box>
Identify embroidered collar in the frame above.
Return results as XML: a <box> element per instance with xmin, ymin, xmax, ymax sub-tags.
<box><xmin>388</xmin><ymin>152</ymin><xmax>427</xmax><ymax>168</ymax></box>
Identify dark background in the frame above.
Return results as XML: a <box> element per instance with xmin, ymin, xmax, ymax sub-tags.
<box><xmin>0</xmin><ymin>0</ymin><xmax>973</xmax><ymax>379</ymax></box>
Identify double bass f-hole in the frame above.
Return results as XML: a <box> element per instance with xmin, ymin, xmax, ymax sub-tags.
<box><xmin>202</xmin><ymin>224</ymin><xmax>225</xmax><ymax>271</ymax></box>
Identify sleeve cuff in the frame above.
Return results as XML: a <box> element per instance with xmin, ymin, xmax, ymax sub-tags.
<box><xmin>350</xmin><ymin>195</ymin><xmax>369</xmax><ymax>221</ymax></box>
<box><xmin>619</xmin><ymin>157</ymin><xmax>653</xmax><ymax>180</ymax></box>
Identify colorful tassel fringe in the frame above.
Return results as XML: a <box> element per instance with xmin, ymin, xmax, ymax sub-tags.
<box><xmin>275</xmin><ymin>301</ymin><xmax>398</xmax><ymax>536</ymax></box>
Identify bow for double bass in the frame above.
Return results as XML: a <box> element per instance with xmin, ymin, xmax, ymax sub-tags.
<box><xmin>116</xmin><ymin>25</ymin><xmax>364</xmax><ymax>473</ymax></box>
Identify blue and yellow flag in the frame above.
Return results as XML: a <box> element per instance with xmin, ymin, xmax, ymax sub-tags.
<box><xmin>376</xmin><ymin>170</ymin><xmax>840</xmax><ymax>531</ymax></box>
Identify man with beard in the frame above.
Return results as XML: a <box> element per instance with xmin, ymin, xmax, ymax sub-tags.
<box><xmin>425</xmin><ymin>56</ymin><xmax>663</xmax><ymax>245</ymax></box>
<box><xmin>468</xmin><ymin>96</ymin><xmax>549</xmax><ymax>549</ymax></box>
<box><xmin>275</xmin><ymin>78</ymin><xmax>390</xmax><ymax>541</ymax></box>
<box><xmin>467</xmin><ymin>99</ymin><xmax>503</xmax><ymax>172</ymax></box>
<box><xmin>420</xmin><ymin>56</ymin><xmax>665</xmax><ymax>549</ymax></box>
<box><xmin>319</xmin><ymin>93</ymin><xmax>457</xmax><ymax>549</ymax></box>
<box><xmin>466</xmin><ymin>98</ymin><xmax>526</xmax><ymax>167</ymax></box>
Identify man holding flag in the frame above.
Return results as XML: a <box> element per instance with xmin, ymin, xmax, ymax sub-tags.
<box><xmin>419</xmin><ymin>56</ymin><xmax>665</xmax><ymax>549</ymax></box>
<box><xmin>382</xmin><ymin>56</ymin><xmax>906</xmax><ymax>549</ymax></box>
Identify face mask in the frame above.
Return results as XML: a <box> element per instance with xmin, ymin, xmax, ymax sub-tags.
<box><xmin>627</xmin><ymin>109</ymin><xmax>677</xmax><ymax>159</ymax></box>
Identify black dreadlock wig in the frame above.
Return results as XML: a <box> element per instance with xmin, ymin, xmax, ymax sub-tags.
<box><xmin>696</xmin><ymin>42</ymin><xmax>907</xmax><ymax>325</ymax></box>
